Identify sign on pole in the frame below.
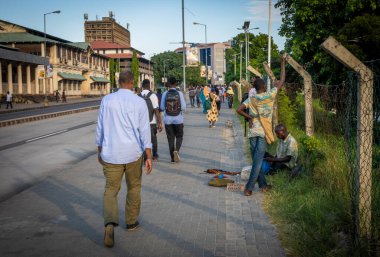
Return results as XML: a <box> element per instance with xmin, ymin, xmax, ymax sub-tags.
<box><xmin>46</xmin><ymin>64</ymin><xmax>53</xmax><ymax>78</ymax></box>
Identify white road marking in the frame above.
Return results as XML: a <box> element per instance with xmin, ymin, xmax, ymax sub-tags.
<box><xmin>25</xmin><ymin>129</ymin><xmax>69</xmax><ymax>143</ymax></box>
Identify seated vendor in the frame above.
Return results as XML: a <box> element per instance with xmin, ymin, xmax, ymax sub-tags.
<box><xmin>264</xmin><ymin>124</ymin><xmax>298</xmax><ymax>172</ymax></box>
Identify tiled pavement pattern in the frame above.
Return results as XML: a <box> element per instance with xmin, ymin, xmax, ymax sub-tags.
<box><xmin>0</xmin><ymin>102</ymin><xmax>285</xmax><ymax>257</ymax></box>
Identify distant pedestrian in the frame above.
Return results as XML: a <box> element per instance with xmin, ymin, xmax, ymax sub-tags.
<box><xmin>226</xmin><ymin>86</ymin><xmax>234</xmax><ymax>108</ymax></box>
<box><xmin>62</xmin><ymin>90</ymin><xmax>67</xmax><ymax>103</ymax></box>
<box><xmin>6</xmin><ymin>91</ymin><xmax>13</xmax><ymax>109</ymax></box>
<box><xmin>139</xmin><ymin>79</ymin><xmax>163</xmax><ymax>161</ymax></box>
<box><xmin>207</xmin><ymin>88</ymin><xmax>219</xmax><ymax>128</ymax></box>
<box><xmin>55</xmin><ymin>90</ymin><xmax>61</xmax><ymax>103</ymax></box>
<box><xmin>156</xmin><ymin>88</ymin><xmax>162</xmax><ymax>108</ymax></box>
<box><xmin>160</xmin><ymin>77</ymin><xmax>186</xmax><ymax>164</ymax></box>
<box><xmin>96</xmin><ymin>70</ymin><xmax>152</xmax><ymax>248</ymax></box>
<box><xmin>189</xmin><ymin>86</ymin><xmax>196</xmax><ymax>107</ymax></box>
<box><xmin>202</xmin><ymin>85</ymin><xmax>210</xmax><ymax>114</ymax></box>
<box><xmin>195</xmin><ymin>86</ymin><xmax>201</xmax><ymax>108</ymax></box>
<box><xmin>219</xmin><ymin>85</ymin><xmax>225</xmax><ymax>103</ymax></box>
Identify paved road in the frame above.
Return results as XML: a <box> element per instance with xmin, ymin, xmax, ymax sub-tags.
<box><xmin>0</xmin><ymin>103</ymin><xmax>285</xmax><ymax>257</ymax></box>
<box><xmin>0</xmin><ymin>100</ymin><xmax>100</xmax><ymax>121</ymax></box>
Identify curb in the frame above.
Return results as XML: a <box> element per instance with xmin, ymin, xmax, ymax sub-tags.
<box><xmin>0</xmin><ymin>106</ymin><xmax>99</xmax><ymax>127</ymax></box>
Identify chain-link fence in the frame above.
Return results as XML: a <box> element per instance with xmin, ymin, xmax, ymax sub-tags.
<box><xmin>282</xmin><ymin>59</ymin><xmax>379</xmax><ymax>256</ymax></box>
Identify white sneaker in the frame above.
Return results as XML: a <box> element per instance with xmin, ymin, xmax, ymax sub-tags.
<box><xmin>173</xmin><ymin>151</ymin><xmax>180</xmax><ymax>163</ymax></box>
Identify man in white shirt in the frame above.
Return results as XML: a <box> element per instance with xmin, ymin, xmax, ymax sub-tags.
<box><xmin>139</xmin><ymin>79</ymin><xmax>163</xmax><ymax>160</ymax></box>
<box><xmin>6</xmin><ymin>91</ymin><xmax>13</xmax><ymax>109</ymax></box>
<box><xmin>96</xmin><ymin>71</ymin><xmax>152</xmax><ymax>248</ymax></box>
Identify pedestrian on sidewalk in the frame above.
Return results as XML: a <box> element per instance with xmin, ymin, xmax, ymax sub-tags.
<box><xmin>96</xmin><ymin>71</ymin><xmax>153</xmax><ymax>248</ymax></box>
<box><xmin>188</xmin><ymin>86</ymin><xmax>196</xmax><ymax>107</ymax></box>
<box><xmin>6</xmin><ymin>91</ymin><xmax>13</xmax><ymax>109</ymax></box>
<box><xmin>226</xmin><ymin>86</ymin><xmax>234</xmax><ymax>108</ymax></box>
<box><xmin>62</xmin><ymin>90</ymin><xmax>67</xmax><ymax>103</ymax></box>
<box><xmin>55</xmin><ymin>90</ymin><xmax>61</xmax><ymax>103</ymax></box>
<box><xmin>195</xmin><ymin>86</ymin><xmax>201</xmax><ymax>108</ymax></box>
<box><xmin>139</xmin><ymin>79</ymin><xmax>163</xmax><ymax>161</ymax></box>
<box><xmin>160</xmin><ymin>77</ymin><xmax>186</xmax><ymax>164</ymax></box>
<box><xmin>236</xmin><ymin>54</ymin><xmax>286</xmax><ymax>196</ymax></box>
<box><xmin>202</xmin><ymin>84</ymin><xmax>210</xmax><ymax>113</ymax></box>
<box><xmin>207</xmin><ymin>88</ymin><xmax>219</xmax><ymax>128</ymax></box>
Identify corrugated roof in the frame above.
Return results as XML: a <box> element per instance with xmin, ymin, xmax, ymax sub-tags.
<box><xmin>58</xmin><ymin>72</ymin><xmax>86</xmax><ymax>81</ymax></box>
<box><xmin>91</xmin><ymin>76</ymin><xmax>110</xmax><ymax>83</ymax></box>
<box><xmin>105</xmin><ymin>53</ymin><xmax>134</xmax><ymax>59</ymax></box>
<box><xmin>67</xmin><ymin>42</ymin><xmax>90</xmax><ymax>51</ymax></box>
<box><xmin>91</xmin><ymin>41</ymin><xmax>127</xmax><ymax>49</ymax></box>
<box><xmin>0</xmin><ymin>32</ymin><xmax>59</xmax><ymax>44</ymax></box>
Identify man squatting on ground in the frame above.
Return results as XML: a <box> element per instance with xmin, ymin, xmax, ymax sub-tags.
<box><xmin>96</xmin><ymin>71</ymin><xmax>153</xmax><ymax>248</ymax></box>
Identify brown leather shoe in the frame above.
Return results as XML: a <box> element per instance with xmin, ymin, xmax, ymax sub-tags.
<box><xmin>261</xmin><ymin>185</ymin><xmax>273</xmax><ymax>193</ymax></box>
<box><xmin>104</xmin><ymin>224</ymin><xmax>114</xmax><ymax>247</ymax></box>
<box><xmin>244</xmin><ymin>189</ymin><xmax>253</xmax><ymax>196</ymax></box>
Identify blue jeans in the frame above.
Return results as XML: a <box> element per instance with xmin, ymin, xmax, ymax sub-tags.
<box><xmin>246</xmin><ymin>136</ymin><xmax>267</xmax><ymax>190</ymax></box>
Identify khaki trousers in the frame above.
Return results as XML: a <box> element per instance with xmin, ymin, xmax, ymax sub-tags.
<box><xmin>102</xmin><ymin>156</ymin><xmax>143</xmax><ymax>226</ymax></box>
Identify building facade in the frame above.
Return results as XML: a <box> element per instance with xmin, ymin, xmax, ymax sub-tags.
<box><xmin>84</xmin><ymin>16</ymin><xmax>131</xmax><ymax>47</ymax></box>
<box><xmin>0</xmin><ymin>20</ymin><xmax>110</xmax><ymax>97</ymax></box>
<box><xmin>91</xmin><ymin>41</ymin><xmax>154</xmax><ymax>88</ymax></box>
<box><xmin>176</xmin><ymin>42</ymin><xmax>230</xmax><ymax>85</ymax></box>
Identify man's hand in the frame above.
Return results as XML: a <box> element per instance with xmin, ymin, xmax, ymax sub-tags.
<box><xmin>97</xmin><ymin>146</ymin><xmax>103</xmax><ymax>164</ymax></box>
<box><xmin>158</xmin><ymin>122</ymin><xmax>163</xmax><ymax>132</ymax></box>
<box><xmin>145</xmin><ymin>159</ymin><xmax>153</xmax><ymax>175</ymax></box>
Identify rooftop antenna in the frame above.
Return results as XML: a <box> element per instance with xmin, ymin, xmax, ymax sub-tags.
<box><xmin>126</xmin><ymin>23</ymin><xmax>130</xmax><ymax>30</ymax></box>
<box><xmin>84</xmin><ymin>13</ymin><xmax>88</xmax><ymax>21</ymax></box>
<box><xmin>109</xmin><ymin>11</ymin><xmax>114</xmax><ymax>19</ymax></box>
<box><xmin>96</xmin><ymin>15</ymin><xmax>98</xmax><ymax>20</ymax></box>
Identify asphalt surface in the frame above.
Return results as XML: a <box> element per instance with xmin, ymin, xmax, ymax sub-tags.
<box><xmin>0</xmin><ymin>100</ymin><xmax>101</xmax><ymax>121</ymax></box>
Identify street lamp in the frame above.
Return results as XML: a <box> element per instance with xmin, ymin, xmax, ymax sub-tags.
<box><xmin>193</xmin><ymin>22</ymin><xmax>208</xmax><ymax>85</ymax></box>
<box><xmin>238</xmin><ymin>21</ymin><xmax>259</xmax><ymax>81</ymax></box>
<box><xmin>43</xmin><ymin>10</ymin><xmax>60</xmax><ymax>106</ymax></box>
<box><xmin>239</xmin><ymin>42</ymin><xmax>243</xmax><ymax>82</ymax></box>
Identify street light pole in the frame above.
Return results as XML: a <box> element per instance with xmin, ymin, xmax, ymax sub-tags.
<box><xmin>43</xmin><ymin>10</ymin><xmax>60</xmax><ymax>106</ymax></box>
<box><xmin>163</xmin><ymin>59</ymin><xmax>168</xmax><ymax>88</ymax></box>
<box><xmin>193</xmin><ymin>22</ymin><xmax>207</xmax><ymax>85</ymax></box>
<box><xmin>239</xmin><ymin>42</ymin><xmax>243</xmax><ymax>82</ymax></box>
<box><xmin>181</xmin><ymin>0</ymin><xmax>186</xmax><ymax>92</ymax></box>
<box><xmin>267</xmin><ymin>0</ymin><xmax>272</xmax><ymax>91</ymax></box>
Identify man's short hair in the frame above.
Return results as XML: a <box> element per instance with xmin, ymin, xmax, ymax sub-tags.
<box><xmin>253</xmin><ymin>78</ymin><xmax>266</xmax><ymax>91</ymax></box>
<box><xmin>142</xmin><ymin>79</ymin><xmax>150</xmax><ymax>89</ymax></box>
<box><xmin>168</xmin><ymin>77</ymin><xmax>177</xmax><ymax>86</ymax></box>
<box><xmin>119</xmin><ymin>70</ymin><xmax>134</xmax><ymax>85</ymax></box>
<box><xmin>275</xmin><ymin>123</ymin><xmax>287</xmax><ymax>132</ymax></box>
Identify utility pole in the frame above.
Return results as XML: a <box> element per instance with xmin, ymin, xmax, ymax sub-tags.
<box><xmin>181</xmin><ymin>0</ymin><xmax>186</xmax><ymax>92</ymax></box>
<box><xmin>239</xmin><ymin>42</ymin><xmax>243</xmax><ymax>82</ymax></box>
<box><xmin>267</xmin><ymin>0</ymin><xmax>272</xmax><ymax>91</ymax></box>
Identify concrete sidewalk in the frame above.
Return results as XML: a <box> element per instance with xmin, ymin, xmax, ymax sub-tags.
<box><xmin>0</xmin><ymin>103</ymin><xmax>285</xmax><ymax>257</ymax></box>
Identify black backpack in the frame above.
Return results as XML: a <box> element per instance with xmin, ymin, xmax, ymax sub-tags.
<box><xmin>138</xmin><ymin>91</ymin><xmax>154</xmax><ymax>122</ymax></box>
<box><xmin>165</xmin><ymin>89</ymin><xmax>181</xmax><ymax>116</ymax></box>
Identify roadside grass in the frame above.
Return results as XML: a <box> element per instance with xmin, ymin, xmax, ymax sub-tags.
<box><xmin>234</xmin><ymin>88</ymin><xmax>380</xmax><ymax>256</ymax></box>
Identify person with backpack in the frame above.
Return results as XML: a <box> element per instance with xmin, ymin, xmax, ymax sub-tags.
<box><xmin>139</xmin><ymin>79</ymin><xmax>163</xmax><ymax>161</ymax></box>
<box><xmin>160</xmin><ymin>77</ymin><xmax>186</xmax><ymax>164</ymax></box>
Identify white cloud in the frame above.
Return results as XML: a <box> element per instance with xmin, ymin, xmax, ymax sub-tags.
<box><xmin>244</xmin><ymin>0</ymin><xmax>282</xmax><ymax>23</ymax></box>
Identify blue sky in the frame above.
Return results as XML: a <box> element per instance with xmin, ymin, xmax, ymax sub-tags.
<box><xmin>0</xmin><ymin>0</ymin><xmax>285</xmax><ymax>58</ymax></box>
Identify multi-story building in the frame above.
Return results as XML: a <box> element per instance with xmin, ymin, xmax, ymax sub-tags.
<box><xmin>0</xmin><ymin>19</ymin><xmax>110</xmax><ymax>97</ymax></box>
<box><xmin>84</xmin><ymin>15</ymin><xmax>131</xmax><ymax>47</ymax></box>
<box><xmin>91</xmin><ymin>41</ymin><xmax>154</xmax><ymax>88</ymax></box>
<box><xmin>175</xmin><ymin>42</ymin><xmax>230</xmax><ymax>85</ymax></box>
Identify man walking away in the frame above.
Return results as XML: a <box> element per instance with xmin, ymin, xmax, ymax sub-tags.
<box><xmin>96</xmin><ymin>71</ymin><xmax>153</xmax><ymax>248</ymax></box>
<box><xmin>189</xmin><ymin>86</ymin><xmax>196</xmax><ymax>107</ymax></box>
<box><xmin>160</xmin><ymin>77</ymin><xmax>186</xmax><ymax>164</ymax></box>
<box><xmin>6</xmin><ymin>91</ymin><xmax>12</xmax><ymax>109</ymax></box>
<box><xmin>139</xmin><ymin>79</ymin><xmax>163</xmax><ymax>161</ymax></box>
<box><xmin>236</xmin><ymin>54</ymin><xmax>286</xmax><ymax>196</ymax></box>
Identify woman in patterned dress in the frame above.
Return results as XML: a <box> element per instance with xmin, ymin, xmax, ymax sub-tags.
<box><xmin>207</xmin><ymin>88</ymin><xmax>219</xmax><ymax>128</ymax></box>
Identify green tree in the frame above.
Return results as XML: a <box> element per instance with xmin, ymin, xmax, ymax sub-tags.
<box><xmin>131</xmin><ymin>50</ymin><xmax>139</xmax><ymax>87</ymax></box>
<box><xmin>109</xmin><ymin>59</ymin><xmax>115</xmax><ymax>87</ymax></box>
<box><xmin>151</xmin><ymin>51</ymin><xmax>183</xmax><ymax>86</ymax></box>
<box><xmin>186</xmin><ymin>66</ymin><xmax>205</xmax><ymax>87</ymax></box>
<box><xmin>225</xmin><ymin>33</ymin><xmax>281</xmax><ymax>83</ymax></box>
<box><xmin>275</xmin><ymin>0</ymin><xmax>379</xmax><ymax>84</ymax></box>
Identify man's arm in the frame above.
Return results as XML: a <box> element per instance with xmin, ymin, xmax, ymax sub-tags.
<box><xmin>275</xmin><ymin>54</ymin><xmax>286</xmax><ymax>91</ymax></box>
<box><xmin>160</xmin><ymin>92</ymin><xmax>166</xmax><ymax>112</ymax></box>
<box><xmin>155</xmin><ymin>109</ymin><xmax>163</xmax><ymax>132</ymax></box>
<box><xmin>95</xmin><ymin>100</ymin><xmax>105</xmax><ymax>164</ymax></box>
<box><xmin>139</xmin><ymin>101</ymin><xmax>153</xmax><ymax>174</ymax></box>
